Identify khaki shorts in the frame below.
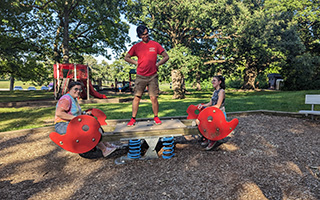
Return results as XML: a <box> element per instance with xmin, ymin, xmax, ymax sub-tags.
<box><xmin>134</xmin><ymin>74</ymin><xmax>159</xmax><ymax>97</ymax></box>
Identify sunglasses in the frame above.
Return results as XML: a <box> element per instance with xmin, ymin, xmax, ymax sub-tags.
<box><xmin>139</xmin><ymin>32</ymin><xmax>149</xmax><ymax>37</ymax></box>
<box><xmin>74</xmin><ymin>88</ymin><xmax>83</xmax><ymax>92</ymax></box>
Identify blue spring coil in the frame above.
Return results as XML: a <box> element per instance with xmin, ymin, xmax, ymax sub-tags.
<box><xmin>127</xmin><ymin>139</ymin><xmax>141</xmax><ymax>159</ymax></box>
<box><xmin>162</xmin><ymin>136</ymin><xmax>175</xmax><ymax>159</ymax></box>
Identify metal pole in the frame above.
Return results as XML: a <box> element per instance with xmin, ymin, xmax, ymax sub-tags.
<box><xmin>74</xmin><ymin>63</ymin><xmax>77</xmax><ymax>81</ymax></box>
<box><xmin>87</xmin><ymin>64</ymin><xmax>89</xmax><ymax>100</ymax></box>
<box><xmin>56</xmin><ymin>63</ymin><xmax>60</xmax><ymax>100</ymax></box>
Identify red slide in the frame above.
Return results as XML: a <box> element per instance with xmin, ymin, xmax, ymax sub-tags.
<box><xmin>80</xmin><ymin>79</ymin><xmax>107</xmax><ymax>99</ymax></box>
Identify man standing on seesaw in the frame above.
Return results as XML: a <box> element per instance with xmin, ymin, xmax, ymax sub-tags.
<box><xmin>124</xmin><ymin>25</ymin><xmax>169</xmax><ymax>126</ymax></box>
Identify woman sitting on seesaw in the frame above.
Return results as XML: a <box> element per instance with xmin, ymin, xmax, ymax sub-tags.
<box><xmin>54</xmin><ymin>81</ymin><xmax>117</xmax><ymax>157</ymax></box>
<box><xmin>196</xmin><ymin>75</ymin><xmax>226</xmax><ymax>151</ymax></box>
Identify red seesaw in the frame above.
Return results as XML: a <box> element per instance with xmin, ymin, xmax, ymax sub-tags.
<box><xmin>49</xmin><ymin>108</ymin><xmax>107</xmax><ymax>154</ymax></box>
<box><xmin>49</xmin><ymin>106</ymin><xmax>239</xmax><ymax>160</ymax></box>
<box><xmin>186</xmin><ymin>105</ymin><xmax>239</xmax><ymax>141</ymax></box>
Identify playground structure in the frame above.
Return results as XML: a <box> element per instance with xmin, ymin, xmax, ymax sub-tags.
<box><xmin>49</xmin><ymin>105</ymin><xmax>239</xmax><ymax>164</ymax></box>
<box><xmin>53</xmin><ymin>63</ymin><xmax>107</xmax><ymax>100</ymax></box>
<box><xmin>115</xmin><ymin>69</ymin><xmax>136</xmax><ymax>92</ymax></box>
<box><xmin>128</xmin><ymin>68</ymin><xmax>136</xmax><ymax>92</ymax></box>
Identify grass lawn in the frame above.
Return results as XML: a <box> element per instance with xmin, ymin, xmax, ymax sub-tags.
<box><xmin>0</xmin><ymin>80</ymin><xmax>46</xmax><ymax>90</ymax></box>
<box><xmin>0</xmin><ymin>88</ymin><xmax>319</xmax><ymax>132</ymax></box>
<box><xmin>0</xmin><ymin>90</ymin><xmax>54</xmax><ymax>102</ymax></box>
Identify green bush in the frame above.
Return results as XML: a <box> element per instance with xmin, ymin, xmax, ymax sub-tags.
<box><xmin>282</xmin><ymin>54</ymin><xmax>320</xmax><ymax>90</ymax></box>
<box><xmin>255</xmin><ymin>73</ymin><xmax>269</xmax><ymax>89</ymax></box>
<box><xmin>200</xmin><ymin>79</ymin><xmax>214</xmax><ymax>90</ymax></box>
<box><xmin>225</xmin><ymin>77</ymin><xmax>242</xmax><ymax>89</ymax></box>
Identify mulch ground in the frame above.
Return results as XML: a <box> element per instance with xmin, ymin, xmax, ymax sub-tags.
<box><xmin>0</xmin><ymin>114</ymin><xmax>319</xmax><ymax>200</ymax></box>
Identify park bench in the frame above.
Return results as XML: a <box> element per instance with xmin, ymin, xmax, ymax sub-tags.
<box><xmin>299</xmin><ymin>94</ymin><xmax>320</xmax><ymax>119</ymax></box>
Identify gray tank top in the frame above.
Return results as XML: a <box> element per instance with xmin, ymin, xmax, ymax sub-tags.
<box><xmin>211</xmin><ymin>88</ymin><xmax>225</xmax><ymax>111</ymax></box>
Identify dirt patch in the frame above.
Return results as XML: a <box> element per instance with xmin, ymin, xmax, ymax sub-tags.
<box><xmin>0</xmin><ymin>114</ymin><xmax>319</xmax><ymax>199</ymax></box>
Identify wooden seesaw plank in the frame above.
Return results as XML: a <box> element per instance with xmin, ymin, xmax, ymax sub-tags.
<box><xmin>99</xmin><ymin>119</ymin><xmax>201</xmax><ymax>162</ymax></box>
<box><xmin>100</xmin><ymin>119</ymin><xmax>199</xmax><ymax>142</ymax></box>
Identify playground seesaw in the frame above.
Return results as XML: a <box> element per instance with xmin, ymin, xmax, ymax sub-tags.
<box><xmin>49</xmin><ymin>106</ymin><xmax>239</xmax><ymax>164</ymax></box>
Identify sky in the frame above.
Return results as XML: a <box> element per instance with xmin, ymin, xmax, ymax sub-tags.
<box><xmin>95</xmin><ymin>23</ymin><xmax>138</xmax><ymax>64</ymax></box>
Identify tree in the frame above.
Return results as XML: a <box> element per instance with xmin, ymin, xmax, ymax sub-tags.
<box><xmin>162</xmin><ymin>45</ymin><xmax>202</xmax><ymax>98</ymax></box>
<box><xmin>99</xmin><ymin>60</ymin><xmax>113</xmax><ymax>82</ymax></box>
<box><xmin>0</xmin><ymin>0</ymin><xmax>51</xmax><ymax>90</ymax></box>
<box><xmin>265</xmin><ymin>0</ymin><xmax>320</xmax><ymax>54</ymax></box>
<box><xmin>125</xmin><ymin>0</ymin><xmax>320</xmax><ymax>92</ymax></box>
<box><xmin>265</xmin><ymin>0</ymin><xmax>320</xmax><ymax>90</ymax></box>
<box><xmin>21</xmin><ymin>0</ymin><xmax>130</xmax><ymax>64</ymax></box>
<box><xmin>1</xmin><ymin>0</ymin><xmax>132</xmax><ymax>89</ymax></box>
<box><xmin>219</xmin><ymin>1</ymin><xmax>274</xmax><ymax>89</ymax></box>
<box><xmin>127</xmin><ymin>0</ymin><xmax>250</xmax><ymax>97</ymax></box>
<box><xmin>109</xmin><ymin>58</ymin><xmax>134</xmax><ymax>82</ymax></box>
<box><xmin>83</xmin><ymin>55</ymin><xmax>113</xmax><ymax>87</ymax></box>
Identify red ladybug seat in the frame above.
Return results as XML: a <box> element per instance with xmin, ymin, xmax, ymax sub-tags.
<box><xmin>186</xmin><ymin>104</ymin><xmax>204</xmax><ymax>119</ymax></box>
<box><xmin>197</xmin><ymin>107</ymin><xmax>239</xmax><ymax>141</ymax></box>
<box><xmin>50</xmin><ymin>115</ymin><xmax>102</xmax><ymax>153</ymax></box>
<box><xmin>86</xmin><ymin>108</ymin><xmax>107</xmax><ymax>125</ymax></box>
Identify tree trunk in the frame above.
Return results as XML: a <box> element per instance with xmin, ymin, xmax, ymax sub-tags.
<box><xmin>196</xmin><ymin>82</ymin><xmax>201</xmax><ymax>91</ymax></box>
<box><xmin>171</xmin><ymin>69</ymin><xmax>185</xmax><ymax>99</ymax></box>
<box><xmin>242</xmin><ymin>67</ymin><xmax>257</xmax><ymax>90</ymax></box>
<box><xmin>10</xmin><ymin>75</ymin><xmax>14</xmax><ymax>91</ymax></box>
<box><xmin>53</xmin><ymin>24</ymin><xmax>62</xmax><ymax>63</ymax></box>
<box><xmin>62</xmin><ymin>2</ymin><xmax>70</xmax><ymax>64</ymax></box>
<box><xmin>195</xmin><ymin>71</ymin><xmax>201</xmax><ymax>91</ymax></box>
<box><xmin>98</xmin><ymin>78</ymin><xmax>102</xmax><ymax>89</ymax></box>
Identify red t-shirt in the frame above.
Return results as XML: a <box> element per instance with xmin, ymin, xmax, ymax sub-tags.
<box><xmin>128</xmin><ymin>40</ymin><xmax>165</xmax><ymax>76</ymax></box>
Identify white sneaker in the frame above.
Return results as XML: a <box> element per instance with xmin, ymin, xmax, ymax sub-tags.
<box><xmin>201</xmin><ymin>139</ymin><xmax>209</xmax><ymax>146</ymax></box>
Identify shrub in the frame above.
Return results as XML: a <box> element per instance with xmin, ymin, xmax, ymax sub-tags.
<box><xmin>225</xmin><ymin>77</ymin><xmax>242</xmax><ymax>89</ymax></box>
